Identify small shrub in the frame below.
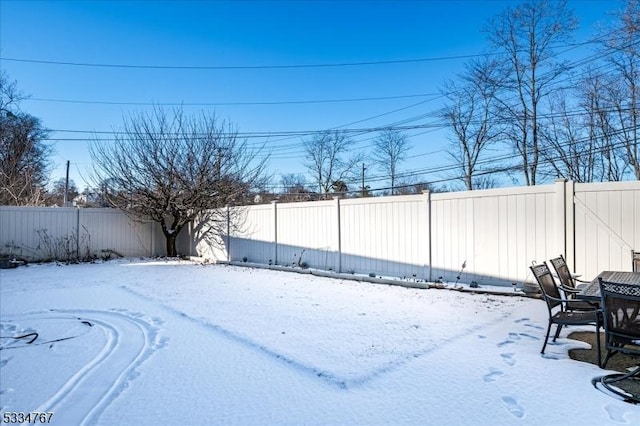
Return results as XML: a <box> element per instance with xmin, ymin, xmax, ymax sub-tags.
<box><xmin>34</xmin><ymin>227</ymin><xmax>94</xmax><ymax>263</ymax></box>
<box><xmin>294</xmin><ymin>249</ymin><xmax>307</xmax><ymax>268</ymax></box>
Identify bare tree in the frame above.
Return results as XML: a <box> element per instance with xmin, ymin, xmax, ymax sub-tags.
<box><xmin>279</xmin><ymin>173</ymin><xmax>315</xmax><ymax>202</ymax></box>
<box><xmin>599</xmin><ymin>0</ymin><xmax>640</xmax><ymax>179</ymax></box>
<box><xmin>0</xmin><ymin>73</ymin><xmax>51</xmax><ymax>206</ymax></box>
<box><xmin>579</xmin><ymin>70</ymin><xmax>628</xmax><ymax>181</ymax></box>
<box><xmin>90</xmin><ymin>107</ymin><xmax>267</xmax><ymax>257</ymax></box>
<box><xmin>539</xmin><ymin>92</ymin><xmax>599</xmax><ymax>183</ymax></box>
<box><xmin>394</xmin><ymin>180</ymin><xmax>439</xmax><ymax>195</ymax></box>
<box><xmin>371</xmin><ymin>129</ymin><xmax>411</xmax><ymax>194</ymax></box>
<box><xmin>440</xmin><ymin>58</ymin><xmax>502</xmax><ymax>190</ymax></box>
<box><xmin>0</xmin><ymin>71</ymin><xmax>24</xmax><ymax>114</ymax></box>
<box><xmin>303</xmin><ymin>131</ymin><xmax>362</xmax><ymax>198</ymax></box>
<box><xmin>47</xmin><ymin>178</ymin><xmax>79</xmax><ymax>206</ymax></box>
<box><xmin>485</xmin><ymin>0</ymin><xmax>578</xmax><ymax>185</ymax></box>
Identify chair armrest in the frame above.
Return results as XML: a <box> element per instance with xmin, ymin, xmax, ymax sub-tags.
<box><xmin>574</xmin><ymin>277</ymin><xmax>590</xmax><ymax>284</ymax></box>
<box><xmin>545</xmin><ymin>294</ymin><xmax>601</xmax><ymax>312</ymax></box>
<box><xmin>544</xmin><ymin>294</ymin><xmax>573</xmax><ymax>303</ymax></box>
<box><xmin>560</xmin><ymin>285</ymin><xmax>580</xmax><ymax>294</ymax></box>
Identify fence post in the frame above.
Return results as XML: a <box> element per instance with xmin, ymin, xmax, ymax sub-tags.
<box><xmin>76</xmin><ymin>207</ymin><xmax>81</xmax><ymax>259</ymax></box>
<box><xmin>554</xmin><ymin>179</ymin><xmax>567</xmax><ymax>260</ymax></box>
<box><xmin>226</xmin><ymin>205</ymin><xmax>231</xmax><ymax>262</ymax></box>
<box><xmin>271</xmin><ymin>200</ymin><xmax>278</xmax><ymax>265</ymax></box>
<box><xmin>334</xmin><ymin>196</ymin><xmax>342</xmax><ymax>273</ymax></box>
<box><xmin>423</xmin><ymin>190</ymin><xmax>432</xmax><ymax>281</ymax></box>
<box><xmin>565</xmin><ymin>180</ymin><xmax>576</xmax><ymax>272</ymax></box>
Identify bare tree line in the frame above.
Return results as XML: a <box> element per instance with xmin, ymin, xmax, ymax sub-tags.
<box><xmin>289</xmin><ymin>1</ymin><xmax>639</xmax><ymax>197</ymax></box>
<box><xmin>439</xmin><ymin>0</ymin><xmax>640</xmax><ymax>190</ymax></box>
<box><xmin>0</xmin><ymin>71</ymin><xmax>51</xmax><ymax>206</ymax></box>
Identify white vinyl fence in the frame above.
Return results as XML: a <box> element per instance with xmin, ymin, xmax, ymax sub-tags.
<box><xmin>192</xmin><ymin>180</ymin><xmax>640</xmax><ymax>287</ymax></box>
<box><xmin>2</xmin><ymin>180</ymin><xmax>639</xmax><ymax>287</ymax></box>
<box><xmin>0</xmin><ymin>207</ymin><xmax>166</xmax><ymax>261</ymax></box>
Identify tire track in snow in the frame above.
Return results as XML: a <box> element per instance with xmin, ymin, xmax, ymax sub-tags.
<box><xmin>7</xmin><ymin>310</ymin><xmax>161</xmax><ymax>426</ymax></box>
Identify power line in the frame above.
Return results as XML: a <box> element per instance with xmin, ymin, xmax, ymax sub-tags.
<box><xmin>44</xmin><ymin>102</ymin><xmax>639</xmax><ymax>142</ymax></box>
<box><xmin>46</xmin><ymin>121</ymin><xmax>448</xmax><ymax>138</ymax></box>
<box><xmin>20</xmin><ymin>36</ymin><xmax>634</xmax><ymax>152</ymax></box>
<box><xmin>0</xmin><ymin>39</ymin><xmax>609</xmax><ymax>71</ymax></box>
<box><xmin>0</xmin><ymin>53</ymin><xmax>490</xmax><ymax>70</ymax></box>
<box><xmin>27</xmin><ymin>93</ymin><xmax>440</xmax><ymax>107</ymax></box>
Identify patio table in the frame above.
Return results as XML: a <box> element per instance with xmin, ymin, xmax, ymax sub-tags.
<box><xmin>577</xmin><ymin>271</ymin><xmax>640</xmax><ymax>302</ymax></box>
<box><xmin>583</xmin><ymin>271</ymin><xmax>640</xmax><ymax>402</ymax></box>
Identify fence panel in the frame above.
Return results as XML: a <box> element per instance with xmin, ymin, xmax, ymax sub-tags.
<box><xmin>80</xmin><ymin>209</ymin><xmax>158</xmax><ymax>258</ymax></box>
<box><xmin>0</xmin><ymin>207</ymin><xmax>158</xmax><ymax>260</ymax></box>
<box><xmin>573</xmin><ymin>182</ymin><xmax>640</xmax><ymax>279</ymax></box>
<box><xmin>430</xmin><ymin>186</ymin><xmax>558</xmax><ymax>285</ymax></box>
<box><xmin>276</xmin><ymin>200</ymin><xmax>337</xmax><ymax>270</ymax></box>
<box><xmin>340</xmin><ymin>196</ymin><xmax>426</xmax><ymax>277</ymax></box>
<box><xmin>1</xmin><ymin>207</ymin><xmax>79</xmax><ymax>260</ymax></box>
<box><xmin>227</xmin><ymin>204</ymin><xmax>275</xmax><ymax>264</ymax></box>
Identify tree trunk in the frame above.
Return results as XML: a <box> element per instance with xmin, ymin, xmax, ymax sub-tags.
<box><xmin>165</xmin><ymin>232</ymin><xmax>178</xmax><ymax>257</ymax></box>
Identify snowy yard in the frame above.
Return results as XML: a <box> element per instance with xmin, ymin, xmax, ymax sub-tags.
<box><xmin>0</xmin><ymin>259</ymin><xmax>638</xmax><ymax>425</ymax></box>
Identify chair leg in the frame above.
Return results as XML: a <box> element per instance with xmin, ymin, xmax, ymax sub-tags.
<box><xmin>553</xmin><ymin>324</ymin><xmax>563</xmax><ymax>341</ymax></box>
<box><xmin>595</xmin><ymin>327</ymin><xmax>602</xmax><ymax>368</ymax></box>
<box><xmin>541</xmin><ymin>322</ymin><xmax>552</xmax><ymax>354</ymax></box>
<box><xmin>601</xmin><ymin>349</ymin><xmax>614</xmax><ymax>369</ymax></box>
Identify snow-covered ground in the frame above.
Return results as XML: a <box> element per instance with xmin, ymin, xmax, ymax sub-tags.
<box><xmin>0</xmin><ymin>259</ymin><xmax>638</xmax><ymax>425</ymax></box>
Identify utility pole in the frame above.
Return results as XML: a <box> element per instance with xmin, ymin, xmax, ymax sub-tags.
<box><xmin>64</xmin><ymin>160</ymin><xmax>70</xmax><ymax>206</ymax></box>
<box><xmin>361</xmin><ymin>163</ymin><xmax>366</xmax><ymax>198</ymax></box>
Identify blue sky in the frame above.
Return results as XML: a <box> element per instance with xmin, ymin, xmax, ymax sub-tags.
<box><xmin>0</xmin><ymin>0</ymin><xmax>618</xmax><ymax>192</ymax></box>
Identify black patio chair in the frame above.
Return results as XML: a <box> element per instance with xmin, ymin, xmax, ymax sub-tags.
<box><xmin>550</xmin><ymin>255</ymin><xmax>597</xmax><ymax>310</ymax></box>
<box><xmin>591</xmin><ymin>279</ymin><xmax>640</xmax><ymax>404</ymax></box>
<box><xmin>530</xmin><ymin>262</ymin><xmax>602</xmax><ymax>364</ymax></box>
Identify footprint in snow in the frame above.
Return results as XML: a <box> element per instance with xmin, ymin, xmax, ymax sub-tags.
<box><xmin>483</xmin><ymin>368</ymin><xmax>504</xmax><ymax>383</ymax></box>
<box><xmin>518</xmin><ymin>333</ymin><xmax>540</xmax><ymax>340</ymax></box>
<box><xmin>501</xmin><ymin>353</ymin><xmax>516</xmax><ymax>366</ymax></box>
<box><xmin>501</xmin><ymin>395</ymin><xmax>525</xmax><ymax>418</ymax></box>
<box><xmin>524</xmin><ymin>323</ymin><xmax>545</xmax><ymax>330</ymax></box>
<box><xmin>498</xmin><ymin>333</ymin><xmax>521</xmax><ymax>347</ymax></box>
<box><xmin>605</xmin><ymin>404</ymin><xmax>632</xmax><ymax>423</ymax></box>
